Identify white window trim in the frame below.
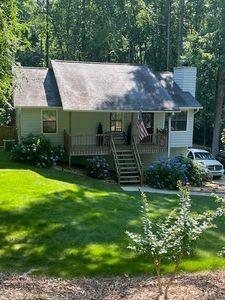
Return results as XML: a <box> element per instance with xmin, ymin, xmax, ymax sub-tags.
<box><xmin>41</xmin><ymin>109</ymin><xmax>58</xmax><ymax>134</ymax></box>
<box><xmin>170</xmin><ymin>110</ymin><xmax>189</xmax><ymax>133</ymax></box>
<box><xmin>110</xmin><ymin>112</ymin><xmax>124</xmax><ymax>132</ymax></box>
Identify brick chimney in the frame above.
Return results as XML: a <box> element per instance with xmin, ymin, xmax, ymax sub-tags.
<box><xmin>173</xmin><ymin>66</ymin><xmax>197</xmax><ymax>97</ymax></box>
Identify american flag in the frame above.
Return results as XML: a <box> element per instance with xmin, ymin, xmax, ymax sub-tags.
<box><xmin>137</xmin><ymin>112</ymin><xmax>149</xmax><ymax>141</ymax></box>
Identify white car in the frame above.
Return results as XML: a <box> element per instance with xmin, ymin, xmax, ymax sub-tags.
<box><xmin>187</xmin><ymin>148</ymin><xmax>224</xmax><ymax>178</ymax></box>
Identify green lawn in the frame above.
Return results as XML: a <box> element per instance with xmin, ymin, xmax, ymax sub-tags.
<box><xmin>0</xmin><ymin>149</ymin><xmax>225</xmax><ymax>278</ymax></box>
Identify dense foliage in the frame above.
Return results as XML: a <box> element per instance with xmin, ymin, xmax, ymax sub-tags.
<box><xmin>87</xmin><ymin>156</ymin><xmax>109</xmax><ymax>179</ymax></box>
<box><xmin>145</xmin><ymin>156</ymin><xmax>212</xmax><ymax>190</ymax></box>
<box><xmin>11</xmin><ymin>134</ymin><xmax>64</xmax><ymax>168</ymax></box>
<box><xmin>0</xmin><ymin>0</ymin><xmax>24</xmax><ymax>125</ymax></box>
<box><xmin>126</xmin><ymin>184</ymin><xmax>225</xmax><ymax>299</ymax></box>
<box><xmin>2</xmin><ymin>1</ymin><xmax>225</xmax><ymax>150</ymax></box>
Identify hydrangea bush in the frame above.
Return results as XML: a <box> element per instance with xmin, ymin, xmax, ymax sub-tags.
<box><xmin>87</xmin><ymin>156</ymin><xmax>109</xmax><ymax>179</ymax></box>
<box><xmin>145</xmin><ymin>156</ymin><xmax>212</xmax><ymax>190</ymax></box>
<box><xmin>126</xmin><ymin>184</ymin><xmax>225</xmax><ymax>300</ymax></box>
<box><xmin>11</xmin><ymin>134</ymin><xmax>64</xmax><ymax>168</ymax></box>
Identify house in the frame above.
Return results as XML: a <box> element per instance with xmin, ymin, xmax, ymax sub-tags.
<box><xmin>13</xmin><ymin>60</ymin><xmax>202</xmax><ymax>184</ymax></box>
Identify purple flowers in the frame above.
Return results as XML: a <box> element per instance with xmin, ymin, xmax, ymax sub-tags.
<box><xmin>145</xmin><ymin>155</ymin><xmax>211</xmax><ymax>190</ymax></box>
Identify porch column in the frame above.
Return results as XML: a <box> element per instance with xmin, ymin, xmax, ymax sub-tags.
<box><xmin>131</xmin><ymin>113</ymin><xmax>134</xmax><ymax>135</ymax></box>
<box><xmin>167</xmin><ymin>114</ymin><xmax>172</xmax><ymax>158</ymax></box>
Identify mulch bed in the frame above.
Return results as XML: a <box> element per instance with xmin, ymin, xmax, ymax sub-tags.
<box><xmin>1</xmin><ymin>270</ymin><xmax>225</xmax><ymax>299</ymax></box>
<box><xmin>190</xmin><ymin>180</ymin><xmax>225</xmax><ymax>194</ymax></box>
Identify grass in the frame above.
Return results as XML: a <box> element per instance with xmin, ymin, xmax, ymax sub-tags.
<box><xmin>0</xmin><ymin>149</ymin><xmax>225</xmax><ymax>278</ymax></box>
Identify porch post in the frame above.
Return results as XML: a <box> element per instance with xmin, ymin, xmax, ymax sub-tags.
<box><xmin>131</xmin><ymin>113</ymin><xmax>134</xmax><ymax>135</ymax></box>
<box><xmin>167</xmin><ymin>114</ymin><xmax>172</xmax><ymax>158</ymax></box>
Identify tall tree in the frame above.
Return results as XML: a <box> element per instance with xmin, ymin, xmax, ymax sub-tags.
<box><xmin>45</xmin><ymin>0</ymin><xmax>50</xmax><ymax>67</ymax></box>
<box><xmin>212</xmin><ymin>0</ymin><xmax>225</xmax><ymax>155</ymax></box>
<box><xmin>212</xmin><ymin>67</ymin><xmax>225</xmax><ymax>155</ymax></box>
<box><xmin>177</xmin><ymin>0</ymin><xmax>185</xmax><ymax>62</ymax></box>
<box><xmin>166</xmin><ymin>0</ymin><xmax>172</xmax><ymax>70</ymax></box>
<box><xmin>0</xmin><ymin>0</ymin><xmax>20</xmax><ymax>105</ymax></box>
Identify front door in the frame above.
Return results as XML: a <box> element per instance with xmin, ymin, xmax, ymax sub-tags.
<box><xmin>110</xmin><ymin>112</ymin><xmax>123</xmax><ymax>132</ymax></box>
<box><xmin>142</xmin><ymin>112</ymin><xmax>154</xmax><ymax>134</ymax></box>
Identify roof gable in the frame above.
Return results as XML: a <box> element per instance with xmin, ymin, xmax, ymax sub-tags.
<box><xmin>51</xmin><ymin>60</ymin><xmax>179</xmax><ymax>111</ymax></box>
<box><xmin>13</xmin><ymin>67</ymin><xmax>61</xmax><ymax>108</ymax></box>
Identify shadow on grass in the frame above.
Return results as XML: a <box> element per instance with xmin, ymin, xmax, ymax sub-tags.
<box><xmin>1</xmin><ymin>150</ymin><xmax>225</xmax><ymax>277</ymax></box>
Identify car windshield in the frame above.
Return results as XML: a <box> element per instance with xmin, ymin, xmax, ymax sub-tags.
<box><xmin>194</xmin><ymin>152</ymin><xmax>214</xmax><ymax>160</ymax></box>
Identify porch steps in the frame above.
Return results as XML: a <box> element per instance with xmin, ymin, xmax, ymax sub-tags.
<box><xmin>112</xmin><ymin>146</ymin><xmax>141</xmax><ymax>185</ymax></box>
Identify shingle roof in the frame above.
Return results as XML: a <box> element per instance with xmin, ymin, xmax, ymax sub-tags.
<box><xmin>51</xmin><ymin>60</ymin><xmax>179</xmax><ymax>111</ymax></box>
<box><xmin>156</xmin><ymin>72</ymin><xmax>202</xmax><ymax>109</ymax></box>
<box><xmin>13</xmin><ymin>67</ymin><xmax>61</xmax><ymax>108</ymax></box>
<box><xmin>13</xmin><ymin>61</ymin><xmax>202</xmax><ymax>111</ymax></box>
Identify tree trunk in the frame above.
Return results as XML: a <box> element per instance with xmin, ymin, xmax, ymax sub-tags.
<box><xmin>177</xmin><ymin>0</ymin><xmax>185</xmax><ymax>63</ymax></box>
<box><xmin>45</xmin><ymin>0</ymin><xmax>50</xmax><ymax>67</ymax></box>
<box><xmin>212</xmin><ymin>66</ymin><xmax>225</xmax><ymax>156</ymax></box>
<box><xmin>166</xmin><ymin>0</ymin><xmax>172</xmax><ymax>70</ymax></box>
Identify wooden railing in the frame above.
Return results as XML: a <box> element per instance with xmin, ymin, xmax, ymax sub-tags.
<box><xmin>0</xmin><ymin>125</ymin><xmax>17</xmax><ymax>146</ymax></box>
<box><xmin>110</xmin><ymin>135</ymin><xmax>121</xmax><ymax>183</ymax></box>
<box><xmin>64</xmin><ymin>131</ymin><xmax>111</xmax><ymax>156</ymax></box>
<box><xmin>63</xmin><ymin>131</ymin><xmax>168</xmax><ymax>157</ymax></box>
<box><xmin>133</xmin><ymin>133</ymin><xmax>168</xmax><ymax>147</ymax></box>
<box><xmin>132</xmin><ymin>136</ymin><xmax>144</xmax><ymax>185</ymax></box>
<box><xmin>71</xmin><ymin>134</ymin><xmax>110</xmax><ymax>147</ymax></box>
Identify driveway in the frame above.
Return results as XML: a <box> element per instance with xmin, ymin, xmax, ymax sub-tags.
<box><xmin>214</xmin><ymin>175</ymin><xmax>225</xmax><ymax>185</ymax></box>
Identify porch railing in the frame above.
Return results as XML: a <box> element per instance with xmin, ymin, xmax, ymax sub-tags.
<box><xmin>64</xmin><ymin>131</ymin><xmax>168</xmax><ymax>156</ymax></box>
<box><xmin>64</xmin><ymin>130</ymin><xmax>111</xmax><ymax>155</ymax></box>
<box><xmin>133</xmin><ymin>133</ymin><xmax>168</xmax><ymax>148</ymax></box>
<box><xmin>110</xmin><ymin>135</ymin><xmax>121</xmax><ymax>183</ymax></box>
<box><xmin>131</xmin><ymin>136</ymin><xmax>144</xmax><ymax>185</ymax></box>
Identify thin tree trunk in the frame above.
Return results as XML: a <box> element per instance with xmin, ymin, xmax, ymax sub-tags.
<box><xmin>212</xmin><ymin>66</ymin><xmax>225</xmax><ymax>156</ymax></box>
<box><xmin>166</xmin><ymin>0</ymin><xmax>172</xmax><ymax>70</ymax></box>
<box><xmin>45</xmin><ymin>0</ymin><xmax>50</xmax><ymax>67</ymax></box>
<box><xmin>177</xmin><ymin>0</ymin><xmax>185</xmax><ymax>63</ymax></box>
<box><xmin>164</xmin><ymin>255</ymin><xmax>183</xmax><ymax>300</ymax></box>
<box><xmin>154</xmin><ymin>261</ymin><xmax>163</xmax><ymax>298</ymax></box>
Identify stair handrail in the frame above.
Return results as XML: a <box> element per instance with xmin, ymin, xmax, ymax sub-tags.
<box><xmin>110</xmin><ymin>134</ymin><xmax>121</xmax><ymax>183</ymax></box>
<box><xmin>131</xmin><ymin>136</ymin><xmax>144</xmax><ymax>185</ymax></box>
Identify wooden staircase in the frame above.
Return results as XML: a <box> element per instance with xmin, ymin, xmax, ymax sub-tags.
<box><xmin>110</xmin><ymin>135</ymin><xmax>143</xmax><ymax>185</ymax></box>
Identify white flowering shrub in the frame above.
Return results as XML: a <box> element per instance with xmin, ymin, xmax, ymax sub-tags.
<box><xmin>0</xmin><ymin>101</ymin><xmax>15</xmax><ymax>125</ymax></box>
<box><xmin>11</xmin><ymin>134</ymin><xmax>64</xmax><ymax>168</ymax></box>
<box><xmin>126</xmin><ymin>183</ymin><xmax>225</xmax><ymax>299</ymax></box>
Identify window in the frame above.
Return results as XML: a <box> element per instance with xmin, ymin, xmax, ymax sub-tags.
<box><xmin>42</xmin><ymin>110</ymin><xmax>57</xmax><ymax>133</ymax></box>
<box><xmin>187</xmin><ymin>151</ymin><xmax>194</xmax><ymax>160</ymax></box>
<box><xmin>165</xmin><ymin>111</ymin><xmax>187</xmax><ymax>131</ymax></box>
<box><xmin>194</xmin><ymin>152</ymin><xmax>214</xmax><ymax>160</ymax></box>
<box><xmin>110</xmin><ymin>112</ymin><xmax>122</xmax><ymax>132</ymax></box>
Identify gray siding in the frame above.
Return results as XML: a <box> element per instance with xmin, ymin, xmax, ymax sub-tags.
<box><xmin>20</xmin><ymin>108</ymin><xmax>69</xmax><ymax>146</ymax></box>
<box><xmin>170</xmin><ymin>110</ymin><xmax>194</xmax><ymax>148</ymax></box>
<box><xmin>173</xmin><ymin>67</ymin><xmax>197</xmax><ymax>97</ymax></box>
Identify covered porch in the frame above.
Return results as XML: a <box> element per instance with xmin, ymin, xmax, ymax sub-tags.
<box><xmin>63</xmin><ymin>111</ymin><xmax>168</xmax><ymax>157</ymax></box>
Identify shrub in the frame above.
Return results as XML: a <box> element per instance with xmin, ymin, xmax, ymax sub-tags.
<box><xmin>145</xmin><ymin>155</ymin><xmax>212</xmax><ymax>190</ymax></box>
<box><xmin>87</xmin><ymin>156</ymin><xmax>109</xmax><ymax>179</ymax></box>
<box><xmin>126</xmin><ymin>184</ymin><xmax>225</xmax><ymax>299</ymax></box>
<box><xmin>0</xmin><ymin>101</ymin><xmax>15</xmax><ymax>126</ymax></box>
<box><xmin>11</xmin><ymin>134</ymin><xmax>64</xmax><ymax>168</ymax></box>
